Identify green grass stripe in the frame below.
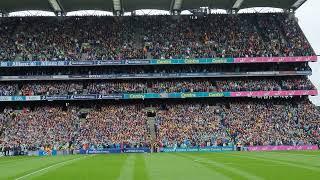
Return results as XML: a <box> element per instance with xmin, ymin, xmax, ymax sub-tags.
<box><xmin>1</xmin><ymin>151</ymin><xmax>320</xmax><ymax>180</ymax></box>
<box><xmin>230</xmin><ymin>153</ymin><xmax>320</xmax><ymax>179</ymax></box>
<box><xmin>117</xmin><ymin>154</ymin><xmax>135</xmax><ymax>180</ymax></box>
<box><xmin>238</xmin><ymin>153</ymin><xmax>320</xmax><ymax>171</ymax></box>
<box><xmin>265</xmin><ymin>152</ymin><xmax>320</xmax><ymax>166</ymax></box>
<box><xmin>133</xmin><ymin>154</ymin><xmax>149</xmax><ymax>180</ymax></box>
<box><xmin>0</xmin><ymin>156</ymin><xmax>38</xmax><ymax>165</ymax></box>
<box><xmin>179</xmin><ymin>153</ymin><xmax>263</xmax><ymax>180</ymax></box>
<box><xmin>281</xmin><ymin>151</ymin><xmax>320</xmax><ymax>155</ymax></box>
<box><xmin>30</xmin><ymin>154</ymin><xmax>128</xmax><ymax>180</ymax></box>
<box><xmin>1</xmin><ymin>155</ymin><xmax>81</xmax><ymax>180</ymax></box>
<box><xmin>146</xmin><ymin>153</ymin><xmax>230</xmax><ymax>180</ymax></box>
<box><xmin>15</xmin><ymin>156</ymin><xmax>88</xmax><ymax>180</ymax></box>
<box><xmin>193</xmin><ymin>152</ymin><xmax>309</xmax><ymax>179</ymax></box>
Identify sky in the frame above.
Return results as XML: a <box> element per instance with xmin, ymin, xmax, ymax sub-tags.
<box><xmin>296</xmin><ymin>0</ymin><xmax>320</xmax><ymax>105</ymax></box>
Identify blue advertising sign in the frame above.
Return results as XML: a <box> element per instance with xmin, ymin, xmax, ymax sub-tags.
<box><xmin>160</xmin><ymin>146</ymin><xmax>234</xmax><ymax>153</ymax></box>
<box><xmin>45</xmin><ymin>95</ymin><xmax>69</xmax><ymax>101</ymax></box>
<box><xmin>123</xmin><ymin>148</ymin><xmax>151</xmax><ymax>153</ymax></box>
<box><xmin>38</xmin><ymin>150</ymin><xmax>57</xmax><ymax>156</ymax></box>
<box><xmin>80</xmin><ymin>148</ymin><xmax>150</xmax><ymax>154</ymax></box>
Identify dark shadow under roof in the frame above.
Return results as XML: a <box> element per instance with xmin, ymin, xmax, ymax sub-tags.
<box><xmin>0</xmin><ymin>0</ymin><xmax>307</xmax><ymax>13</ymax></box>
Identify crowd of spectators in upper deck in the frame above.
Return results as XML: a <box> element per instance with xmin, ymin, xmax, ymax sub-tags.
<box><xmin>0</xmin><ymin>13</ymin><xmax>314</xmax><ymax>61</ymax></box>
<box><xmin>0</xmin><ymin>77</ymin><xmax>315</xmax><ymax>96</ymax></box>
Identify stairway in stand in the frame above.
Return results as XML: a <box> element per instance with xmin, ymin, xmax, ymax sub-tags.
<box><xmin>147</xmin><ymin>117</ymin><xmax>157</xmax><ymax>141</ymax></box>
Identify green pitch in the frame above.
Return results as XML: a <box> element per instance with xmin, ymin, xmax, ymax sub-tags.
<box><xmin>1</xmin><ymin>151</ymin><xmax>319</xmax><ymax>180</ymax></box>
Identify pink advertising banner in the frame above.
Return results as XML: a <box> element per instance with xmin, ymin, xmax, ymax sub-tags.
<box><xmin>248</xmin><ymin>145</ymin><xmax>319</xmax><ymax>151</ymax></box>
<box><xmin>234</xmin><ymin>56</ymin><xmax>317</xmax><ymax>63</ymax></box>
<box><xmin>230</xmin><ymin>90</ymin><xmax>318</xmax><ymax>97</ymax></box>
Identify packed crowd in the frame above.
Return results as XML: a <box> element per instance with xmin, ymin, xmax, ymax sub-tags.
<box><xmin>0</xmin><ymin>62</ymin><xmax>311</xmax><ymax>76</ymax></box>
<box><xmin>0</xmin><ymin>78</ymin><xmax>315</xmax><ymax>96</ymax></box>
<box><xmin>0</xmin><ymin>85</ymin><xmax>17</xmax><ymax>96</ymax></box>
<box><xmin>0</xmin><ymin>98</ymin><xmax>319</xmax><ymax>151</ymax></box>
<box><xmin>1</xmin><ymin>107</ymin><xmax>79</xmax><ymax>151</ymax></box>
<box><xmin>19</xmin><ymin>78</ymin><xmax>317</xmax><ymax>96</ymax></box>
<box><xmin>223</xmin><ymin>100</ymin><xmax>320</xmax><ymax>146</ymax></box>
<box><xmin>156</xmin><ymin>104</ymin><xmax>231</xmax><ymax>148</ymax></box>
<box><xmin>0</xmin><ymin>13</ymin><xmax>314</xmax><ymax>61</ymax></box>
<box><xmin>0</xmin><ymin>104</ymin><xmax>150</xmax><ymax>151</ymax></box>
<box><xmin>77</xmin><ymin>105</ymin><xmax>150</xmax><ymax>150</ymax></box>
<box><xmin>155</xmin><ymin>99</ymin><xmax>320</xmax><ymax>147</ymax></box>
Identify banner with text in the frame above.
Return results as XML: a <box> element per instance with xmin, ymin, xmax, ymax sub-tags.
<box><xmin>0</xmin><ymin>56</ymin><xmax>316</xmax><ymax>67</ymax></box>
<box><xmin>160</xmin><ymin>146</ymin><xmax>234</xmax><ymax>153</ymax></box>
<box><xmin>234</xmin><ymin>56</ymin><xmax>317</xmax><ymax>63</ymax></box>
<box><xmin>230</xmin><ymin>90</ymin><xmax>318</xmax><ymax>97</ymax></box>
<box><xmin>0</xmin><ymin>90</ymin><xmax>317</xmax><ymax>101</ymax></box>
<box><xmin>247</xmin><ymin>145</ymin><xmax>319</xmax><ymax>151</ymax></box>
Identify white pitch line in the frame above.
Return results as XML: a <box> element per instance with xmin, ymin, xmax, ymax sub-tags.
<box><xmin>15</xmin><ymin>156</ymin><xmax>89</xmax><ymax>180</ymax></box>
<box><xmin>190</xmin><ymin>157</ymin><xmax>264</xmax><ymax>180</ymax></box>
<box><xmin>270</xmin><ymin>152</ymin><xmax>320</xmax><ymax>157</ymax></box>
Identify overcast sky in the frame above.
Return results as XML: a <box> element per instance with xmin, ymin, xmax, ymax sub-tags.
<box><xmin>296</xmin><ymin>0</ymin><xmax>320</xmax><ymax>105</ymax></box>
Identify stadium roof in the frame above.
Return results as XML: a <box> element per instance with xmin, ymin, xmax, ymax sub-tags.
<box><xmin>0</xmin><ymin>0</ymin><xmax>308</xmax><ymax>13</ymax></box>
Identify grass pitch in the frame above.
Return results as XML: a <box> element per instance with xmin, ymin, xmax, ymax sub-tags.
<box><xmin>0</xmin><ymin>151</ymin><xmax>319</xmax><ymax>180</ymax></box>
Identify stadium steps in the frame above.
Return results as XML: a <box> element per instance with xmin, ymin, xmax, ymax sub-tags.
<box><xmin>147</xmin><ymin>117</ymin><xmax>157</xmax><ymax>140</ymax></box>
<box><xmin>147</xmin><ymin>52</ymin><xmax>152</xmax><ymax>59</ymax></box>
<box><xmin>133</xmin><ymin>26</ymin><xmax>144</xmax><ymax>49</ymax></box>
<box><xmin>252</xmin><ymin>16</ymin><xmax>269</xmax><ymax>43</ymax></box>
<box><xmin>274</xmin><ymin>15</ymin><xmax>292</xmax><ymax>45</ymax></box>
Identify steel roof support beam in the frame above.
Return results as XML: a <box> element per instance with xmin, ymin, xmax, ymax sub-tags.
<box><xmin>232</xmin><ymin>0</ymin><xmax>244</xmax><ymax>9</ymax></box>
<box><xmin>113</xmin><ymin>0</ymin><xmax>121</xmax><ymax>11</ymax></box>
<box><xmin>292</xmin><ymin>0</ymin><xmax>307</xmax><ymax>9</ymax></box>
<box><xmin>171</xmin><ymin>0</ymin><xmax>183</xmax><ymax>10</ymax></box>
<box><xmin>48</xmin><ymin>0</ymin><xmax>63</xmax><ymax>13</ymax></box>
<box><xmin>170</xmin><ymin>0</ymin><xmax>183</xmax><ymax>15</ymax></box>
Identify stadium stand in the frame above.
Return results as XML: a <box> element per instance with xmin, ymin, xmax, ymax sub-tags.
<box><xmin>0</xmin><ymin>14</ymin><xmax>315</xmax><ymax>61</ymax></box>
<box><xmin>1</xmin><ymin>98</ymin><xmax>319</xmax><ymax>152</ymax></box>
<box><xmin>0</xmin><ymin>0</ymin><xmax>319</xmax><ymax>155</ymax></box>
<box><xmin>0</xmin><ymin>77</ymin><xmax>316</xmax><ymax>96</ymax></box>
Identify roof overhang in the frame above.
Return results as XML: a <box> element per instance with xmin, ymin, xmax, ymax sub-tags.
<box><xmin>0</xmin><ymin>0</ymin><xmax>310</xmax><ymax>13</ymax></box>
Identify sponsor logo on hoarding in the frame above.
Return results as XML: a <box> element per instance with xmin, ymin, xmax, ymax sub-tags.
<box><xmin>125</xmin><ymin>60</ymin><xmax>150</xmax><ymax>64</ymax></box>
<box><xmin>0</xmin><ymin>96</ymin><xmax>12</xmax><ymax>101</ymax></box>
<box><xmin>99</xmin><ymin>61</ymin><xmax>122</xmax><ymax>65</ymax></box>
<box><xmin>129</xmin><ymin>94</ymin><xmax>145</xmax><ymax>99</ymax></box>
<box><xmin>160</xmin><ymin>93</ymin><xmax>169</xmax><ymax>98</ymax></box>
<box><xmin>181</xmin><ymin>93</ymin><xmax>197</xmax><ymax>98</ymax></box>
<box><xmin>101</xmin><ymin>95</ymin><xmax>123</xmax><ymax>99</ymax></box>
<box><xmin>26</xmin><ymin>96</ymin><xmax>41</xmax><ymax>101</ymax></box>
<box><xmin>212</xmin><ymin>58</ymin><xmax>228</xmax><ymax>63</ymax></box>
<box><xmin>0</xmin><ymin>62</ymin><xmax>9</xmax><ymax>67</ymax></box>
<box><xmin>185</xmin><ymin>59</ymin><xmax>200</xmax><ymax>64</ymax></box>
<box><xmin>156</xmin><ymin>59</ymin><xmax>172</xmax><ymax>64</ymax></box>
<box><xmin>208</xmin><ymin>93</ymin><xmax>224</xmax><ymax>97</ymax></box>
<box><xmin>288</xmin><ymin>91</ymin><xmax>295</xmax><ymax>96</ymax></box>
<box><xmin>71</xmin><ymin>95</ymin><xmax>97</xmax><ymax>100</ymax></box>
<box><xmin>70</xmin><ymin>61</ymin><xmax>94</xmax><ymax>65</ymax></box>
<box><xmin>247</xmin><ymin>145</ymin><xmax>318</xmax><ymax>151</ymax></box>
<box><xmin>12</xmin><ymin>96</ymin><xmax>26</xmax><ymax>101</ymax></box>
<box><xmin>45</xmin><ymin>96</ymin><xmax>69</xmax><ymax>100</ymax></box>
<box><xmin>302</xmin><ymin>91</ymin><xmax>309</xmax><ymax>95</ymax></box>
<box><xmin>12</xmin><ymin>61</ymin><xmax>37</xmax><ymax>66</ymax></box>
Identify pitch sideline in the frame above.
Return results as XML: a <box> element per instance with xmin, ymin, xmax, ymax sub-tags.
<box><xmin>15</xmin><ymin>155</ymin><xmax>91</xmax><ymax>180</ymax></box>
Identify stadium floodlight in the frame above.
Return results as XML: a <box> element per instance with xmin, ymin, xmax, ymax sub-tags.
<box><xmin>292</xmin><ymin>0</ymin><xmax>307</xmax><ymax>8</ymax></box>
<box><xmin>232</xmin><ymin>0</ymin><xmax>244</xmax><ymax>9</ymax></box>
<box><xmin>48</xmin><ymin>0</ymin><xmax>62</xmax><ymax>12</ymax></box>
<box><xmin>113</xmin><ymin>0</ymin><xmax>121</xmax><ymax>11</ymax></box>
<box><xmin>172</xmin><ymin>0</ymin><xmax>183</xmax><ymax>10</ymax></box>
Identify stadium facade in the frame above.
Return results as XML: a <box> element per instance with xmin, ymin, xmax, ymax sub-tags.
<box><xmin>0</xmin><ymin>0</ymin><xmax>319</xmax><ymax>156</ymax></box>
